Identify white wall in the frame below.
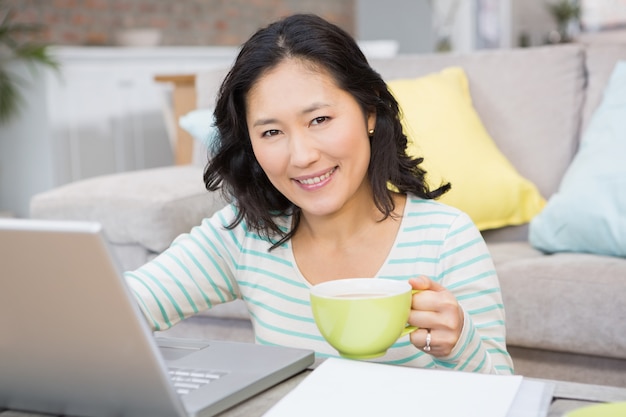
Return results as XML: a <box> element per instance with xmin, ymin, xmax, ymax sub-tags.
<box><xmin>356</xmin><ymin>0</ymin><xmax>434</xmax><ymax>53</ymax></box>
<box><xmin>357</xmin><ymin>0</ymin><xmax>516</xmax><ymax>54</ymax></box>
<box><xmin>0</xmin><ymin>62</ymin><xmax>55</xmax><ymax>218</ymax></box>
<box><xmin>510</xmin><ymin>0</ymin><xmax>556</xmax><ymax>47</ymax></box>
<box><xmin>0</xmin><ymin>47</ymin><xmax>238</xmax><ymax>218</ymax></box>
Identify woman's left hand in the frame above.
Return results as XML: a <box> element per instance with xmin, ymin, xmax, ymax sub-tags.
<box><xmin>407</xmin><ymin>276</ymin><xmax>464</xmax><ymax>357</ymax></box>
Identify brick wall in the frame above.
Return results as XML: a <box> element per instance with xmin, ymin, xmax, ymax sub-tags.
<box><xmin>5</xmin><ymin>0</ymin><xmax>355</xmax><ymax>46</ymax></box>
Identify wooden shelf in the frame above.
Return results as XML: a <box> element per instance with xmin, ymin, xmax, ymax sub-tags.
<box><xmin>154</xmin><ymin>74</ymin><xmax>197</xmax><ymax>165</ymax></box>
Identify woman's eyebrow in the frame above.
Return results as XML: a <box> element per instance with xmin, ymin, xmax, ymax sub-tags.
<box><xmin>300</xmin><ymin>102</ymin><xmax>331</xmax><ymax>115</ymax></box>
<box><xmin>252</xmin><ymin>102</ymin><xmax>331</xmax><ymax>127</ymax></box>
<box><xmin>253</xmin><ymin>118</ymin><xmax>278</xmax><ymax>127</ymax></box>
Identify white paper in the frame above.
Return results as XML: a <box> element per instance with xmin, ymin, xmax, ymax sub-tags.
<box><xmin>264</xmin><ymin>358</ymin><xmax>524</xmax><ymax>417</ymax></box>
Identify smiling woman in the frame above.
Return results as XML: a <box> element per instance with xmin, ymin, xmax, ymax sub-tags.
<box><xmin>125</xmin><ymin>13</ymin><xmax>514</xmax><ymax>375</ymax></box>
<box><xmin>245</xmin><ymin>59</ymin><xmax>374</xmax><ymax>222</ymax></box>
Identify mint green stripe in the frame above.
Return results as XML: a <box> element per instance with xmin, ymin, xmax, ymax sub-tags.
<box><xmin>440</xmin><ymin>253</ymin><xmax>492</xmax><ymax>276</ymax></box>
<box><xmin>446</xmin><ymin>270</ymin><xmax>495</xmax><ymax>290</ymax></box>
<box><xmin>138</xmin><ymin>269</ymin><xmax>185</xmax><ymax>321</ymax></box>
<box><xmin>440</xmin><ymin>237</ymin><xmax>482</xmax><ymax>259</ymax></box>
<box><xmin>458</xmin><ymin>342</ymin><xmax>483</xmax><ymax>371</ymax></box>
<box><xmin>242</xmin><ymin>248</ymin><xmax>292</xmax><ymax>267</ymax></box>
<box><xmin>407</xmin><ymin>210</ymin><xmax>457</xmax><ymax>218</ymax></box>
<box><xmin>245</xmin><ymin>297</ymin><xmax>315</xmax><ymax>323</ymax></box>
<box><xmin>249</xmin><ymin>310</ymin><xmax>325</xmax><ymax>341</ymax></box>
<box><xmin>482</xmin><ymin>336</ymin><xmax>505</xmax><ymax>343</ymax></box>
<box><xmin>313</xmin><ymin>351</ymin><xmax>343</xmax><ymax>359</ymax></box>
<box><xmin>391</xmin><ymin>339</ymin><xmax>413</xmax><ymax>348</ymax></box>
<box><xmin>471</xmin><ymin>351</ymin><xmax>487</xmax><ymax>373</ymax></box>
<box><xmin>176</xmin><ymin>244</ymin><xmax>226</xmax><ymax>304</ymax></box>
<box><xmin>442</xmin><ymin>321</ymin><xmax>477</xmax><ymax>363</ymax></box>
<box><xmin>164</xmin><ymin>251</ymin><xmax>213</xmax><ymax>309</ymax></box>
<box><xmin>496</xmin><ymin>364</ymin><xmax>515</xmax><ymax>374</ymax></box>
<box><xmin>188</xmin><ymin>232</ymin><xmax>235</xmax><ymax>298</ymax></box>
<box><xmin>433</xmin><ymin>360</ymin><xmax>456</xmax><ymax>369</ymax></box>
<box><xmin>153</xmin><ymin>259</ymin><xmax>199</xmax><ymax>314</ymax></box>
<box><xmin>475</xmin><ymin>319</ymin><xmax>505</xmax><ymax>328</ymax></box>
<box><xmin>388</xmin><ymin>256</ymin><xmax>439</xmax><ymax>264</ymax></box>
<box><xmin>410</xmin><ymin>197</ymin><xmax>439</xmax><ymax>206</ymax></box>
<box><xmin>378</xmin><ymin>342</ymin><xmax>433</xmax><ymax>366</ymax></box>
<box><xmin>204</xmin><ymin>213</ymin><xmax>241</xmax><ymax>267</ymax></box>
<box><xmin>468</xmin><ymin>304</ymin><xmax>504</xmax><ymax>315</ymax></box>
<box><xmin>130</xmin><ymin>287</ymin><xmax>162</xmax><ymax>331</ymax></box>
<box><xmin>239</xmin><ymin>281</ymin><xmax>309</xmax><ymax>305</ymax></box>
<box><xmin>487</xmin><ymin>347</ymin><xmax>509</xmax><ymax>356</ymax></box>
<box><xmin>456</xmin><ymin>287</ymin><xmax>501</xmax><ymax>301</ymax></box>
<box><xmin>447</xmin><ymin>221</ymin><xmax>473</xmax><ymax>237</ymax></box>
<box><xmin>404</xmin><ymin>223</ymin><xmax>450</xmax><ymax>232</ymax></box>
<box><xmin>397</xmin><ymin>239</ymin><xmax>443</xmax><ymax>248</ymax></box>
<box><xmin>380</xmin><ymin>352</ymin><xmax>428</xmax><ymax>366</ymax></box>
<box><xmin>378</xmin><ymin>273</ymin><xmax>422</xmax><ymax>280</ymax></box>
<box><xmin>217</xmin><ymin>210</ymin><xmax>243</xmax><ymax>249</ymax></box>
<box><xmin>126</xmin><ymin>273</ymin><xmax>172</xmax><ymax>328</ymax></box>
<box><xmin>247</xmin><ymin>231</ymin><xmax>286</xmax><ymax>247</ymax></box>
<box><xmin>182</xmin><ymin>238</ymin><xmax>233</xmax><ymax>301</ymax></box>
<box><xmin>238</xmin><ymin>265</ymin><xmax>308</xmax><ymax>289</ymax></box>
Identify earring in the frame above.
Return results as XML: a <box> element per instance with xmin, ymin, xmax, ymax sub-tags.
<box><xmin>368</xmin><ymin>129</ymin><xmax>375</xmax><ymax>137</ymax></box>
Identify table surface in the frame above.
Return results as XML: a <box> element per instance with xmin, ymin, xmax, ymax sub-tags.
<box><xmin>2</xmin><ymin>370</ymin><xmax>626</xmax><ymax>417</ymax></box>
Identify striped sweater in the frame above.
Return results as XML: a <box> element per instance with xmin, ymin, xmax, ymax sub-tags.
<box><xmin>125</xmin><ymin>195</ymin><xmax>514</xmax><ymax>374</ymax></box>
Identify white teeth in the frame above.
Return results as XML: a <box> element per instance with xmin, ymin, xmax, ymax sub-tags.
<box><xmin>298</xmin><ymin>168</ymin><xmax>335</xmax><ymax>185</ymax></box>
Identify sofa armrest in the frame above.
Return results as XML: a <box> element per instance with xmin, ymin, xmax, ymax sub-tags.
<box><xmin>30</xmin><ymin>165</ymin><xmax>227</xmax><ymax>253</ymax></box>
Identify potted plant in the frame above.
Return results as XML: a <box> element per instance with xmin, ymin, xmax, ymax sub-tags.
<box><xmin>546</xmin><ymin>0</ymin><xmax>581</xmax><ymax>43</ymax></box>
<box><xmin>0</xmin><ymin>1</ymin><xmax>58</xmax><ymax>124</ymax></box>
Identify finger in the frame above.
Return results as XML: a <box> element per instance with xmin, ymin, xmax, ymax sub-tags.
<box><xmin>409</xmin><ymin>276</ymin><xmax>447</xmax><ymax>292</ymax></box>
<box><xmin>411</xmin><ymin>286</ymin><xmax>453</xmax><ymax>313</ymax></box>
<box><xmin>408</xmin><ymin>308</ymin><xmax>438</xmax><ymax>329</ymax></box>
<box><xmin>409</xmin><ymin>327</ymin><xmax>433</xmax><ymax>353</ymax></box>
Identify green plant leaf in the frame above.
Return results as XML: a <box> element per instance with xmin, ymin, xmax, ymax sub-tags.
<box><xmin>14</xmin><ymin>44</ymin><xmax>59</xmax><ymax>69</ymax></box>
<box><xmin>0</xmin><ymin>68</ymin><xmax>20</xmax><ymax>123</ymax></box>
<box><xmin>0</xmin><ymin>1</ymin><xmax>59</xmax><ymax>124</ymax></box>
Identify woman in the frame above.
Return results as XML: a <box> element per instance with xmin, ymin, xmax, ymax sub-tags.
<box><xmin>126</xmin><ymin>13</ymin><xmax>513</xmax><ymax>374</ymax></box>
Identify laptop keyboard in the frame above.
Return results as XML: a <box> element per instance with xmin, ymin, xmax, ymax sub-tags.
<box><xmin>168</xmin><ymin>367</ymin><xmax>228</xmax><ymax>395</ymax></box>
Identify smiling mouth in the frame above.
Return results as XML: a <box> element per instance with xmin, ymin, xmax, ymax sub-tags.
<box><xmin>295</xmin><ymin>167</ymin><xmax>337</xmax><ymax>185</ymax></box>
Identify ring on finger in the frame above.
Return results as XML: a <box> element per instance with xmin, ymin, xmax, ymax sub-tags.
<box><xmin>423</xmin><ymin>329</ymin><xmax>432</xmax><ymax>352</ymax></box>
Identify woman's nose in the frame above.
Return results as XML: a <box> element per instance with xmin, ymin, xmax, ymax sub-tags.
<box><xmin>289</xmin><ymin>131</ymin><xmax>320</xmax><ymax>167</ymax></box>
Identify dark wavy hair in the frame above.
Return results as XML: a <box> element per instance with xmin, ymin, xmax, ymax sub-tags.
<box><xmin>204</xmin><ymin>13</ymin><xmax>450</xmax><ymax>249</ymax></box>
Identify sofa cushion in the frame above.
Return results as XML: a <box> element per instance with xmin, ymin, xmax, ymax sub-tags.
<box><xmin>370</xmin><ymin>44</ymin><xmax>586</xmax><ymax>200</ymax></box>
<box><xmin>180</xmin><ymin>107</ymin><xmax>219</xmax><ymax>166</ymax></box>
<box><xmin>581</xmin><ymin>44</ymin><xmax>626</xmax><ymax>133</ymax></box>
<box><xmin>387</xmin><ymin>67</ymin><xmax>545</xmax><ymax>231</ymax></box>
<box><xmin>489</xmin><ymin>241</ymin><xmax>626</xmax><ymax>360</ymax></box>
<box><xmin>529</xmin><ymin>61</ymin><xmax>626</xmax><ymax>257</ymax></box>
<box><xmin>30</xmin><ymin>165</ymin><xmax>227</xmax><ymax>253</ymax></box>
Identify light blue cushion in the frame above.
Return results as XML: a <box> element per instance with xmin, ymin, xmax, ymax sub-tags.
<box><xmin>529</xmin><ymin>60</ymin><xmax>626</xmax><ymax>257</ymax></box>
<box><xmin>179</xmin><ymin>108</ymin><xmax>219</xmax><ymax>152</ymax></box>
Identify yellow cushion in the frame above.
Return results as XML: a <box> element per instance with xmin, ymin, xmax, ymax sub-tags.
<box><xmin>387</xmin><ymin>67</ymin><xmax>545</xmax><ymax>230</ymax></box>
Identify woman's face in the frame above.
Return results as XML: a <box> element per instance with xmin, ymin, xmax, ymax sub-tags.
<box><xmin>245</xmin><ymin>58</ymin><xmax>376</xmax><ymax>219</ymax></box>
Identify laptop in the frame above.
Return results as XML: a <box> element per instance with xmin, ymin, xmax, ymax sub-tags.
<box><xmin>0</xmin><ymin>218</ymin><xmax>314</xmax><ymax>417</ymax></box>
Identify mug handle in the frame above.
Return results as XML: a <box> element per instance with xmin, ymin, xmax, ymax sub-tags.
<box><xmin>401</xmin><ymin>289</ymin><xmax>420</xmax><ymax>336</ymax></box>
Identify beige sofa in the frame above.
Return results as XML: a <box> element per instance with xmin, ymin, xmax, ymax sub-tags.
<box><xmin>31</xmin><ymin>42</ymin><xmax>626</xmax><ymax>386</ymax></box>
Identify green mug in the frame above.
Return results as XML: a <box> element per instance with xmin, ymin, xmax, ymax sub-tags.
<box><xmin>310</xmin><ymin>278</ymin><xmax>417</xmax><ymax>359</ymax></box>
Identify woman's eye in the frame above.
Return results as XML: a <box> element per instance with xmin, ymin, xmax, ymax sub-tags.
<box><xmin>311</xmin><ymin>116</ymin><xmax>329</xmax><ymax>126</ymax></box>
<box><xmin>262</xmin><ymin>129</ymin><xmax>281</xmax><ymax>137</ymax></box>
